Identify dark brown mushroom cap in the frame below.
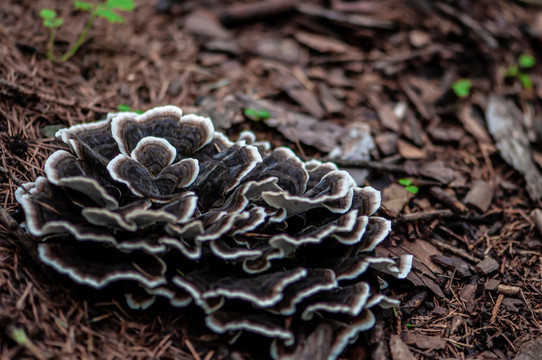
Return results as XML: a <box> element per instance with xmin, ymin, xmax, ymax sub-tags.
<box><xmin>261</xmin><ymin>169</ymin><xmax>356</xmax><ymax>217</ymax></box>
<box><xmin>189</xmin><ymin>142</ymin><xmax>263</xmax><ymax>209</ymax></box>
<box><xmin>15</xmin><ymin>177</ymin><xmax>116</xmax><ymax>243</ymax></box>
<box><xmin>38</xmin><ymin>242</ymin><xmax>166</xmax><ymax>289</ymax></box>
<box><xmin>56</xmin><ymin>117</ymin><xmax>117</xmax><ymax>161</ymax></box>
<box><xmin>206</xmin><ymin>310</ymin><xmax>295</xmax><ymax>346</ymax></box>
<box><xmin>110</xmin><ymin>107</ymin><xmax>214</xmax><ymax>160</ymax></box>
<box><xmin>270</xmin><ymin>310</ymin><xmax>377</xmax><ymax>360</ymax></box>
<box><xmin>16</xmin><ymin>105</ymin><xmax>412</xmax><ymax>360</ymax></box>
<box><xmin>107</xmin><ymin>154</ymin><xmax>198</xmax><ymax>200</ymax></box>
<box><xmin>44</xmin><ymin>150</ymin><xmax>119</xmax><ymax>209</ymax></box>
<box><xmin>300</xmin><ymin>282</ymin><xmax>372</xmax><ymax>321</ymax></box>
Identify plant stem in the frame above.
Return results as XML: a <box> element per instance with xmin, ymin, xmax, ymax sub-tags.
<box><xmin>60</xmin><ymin>13</ymin><xmax>97</xmax><ymax>62</ymax></box>
<box><xmin>46</xmin><ymin>27</ymin><xmax>56</xmax><ymax>61</ymax></box>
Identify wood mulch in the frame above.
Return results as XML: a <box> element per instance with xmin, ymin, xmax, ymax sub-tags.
<box><xmin>1</xmin><ymin>0</ymin><xmax>542</xmax><ymax>359</ymax></box>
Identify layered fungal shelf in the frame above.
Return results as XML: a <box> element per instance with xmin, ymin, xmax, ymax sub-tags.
<box><xmin>16</xmin><ymin>106</ymin><xmax>412</xmax><ymax>359</ymax></box>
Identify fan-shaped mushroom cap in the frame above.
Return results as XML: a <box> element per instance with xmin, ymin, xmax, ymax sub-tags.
<box><xmin>56</xmin><ymin>118</ymin><xmax>117</xmax><ymax>160</ymax></box>
<box><xmin>44</xmin><ymin>150</ymin><xmax>119</xmax><ymax>209</ymax></box>
<box><xmin>15</xmin><ymin>177</ymin><xmax>116</xmax><ymax>243</ymax></box>
<box><xmin>107</xmin><ymin>155</ymin><xmax>198</xmax><ymax>200</ymax></box>
<box><xmin>130</xmin><ymin>136</ymin><xmax>177</xmax><ymax>176</ymax></box>
<box><xmin>111</xmin><ymin>106</ymin><xmax>214</xmax><ymax>159</ymax></box>
<box><xmin>38</xmin><ymin>243</ymin><xmax>166</xmax><ymax>289</ymax></box>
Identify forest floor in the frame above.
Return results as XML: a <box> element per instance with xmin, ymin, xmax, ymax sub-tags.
<box><xmin>1</xmin><ymin>0</ymin><xmax>542</xmax><ymax>359</ymax></box>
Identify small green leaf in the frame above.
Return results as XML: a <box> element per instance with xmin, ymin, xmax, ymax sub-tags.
<box><xmin>41</xmin><ymin>124</ymin><xmax>67</xmax><ymax>138</ymax></box>
<box><xmin>9</xmin><ymin>328</ymin><xmax>28</xmax><ymax>345</ymax></box>
<box><xmin>393</xmin><ymin>307</ymin><xmax>398</xmax><ymax>317</ymax></box>
<box><xmin>117</xmin><ymin>104</ymin><xmax>132</xmax><ymax>112</ymax></box>
<box><xmin>52</xmin><ymin>18</ymin><xmax>64</xmax><ymax>27</ymax></box>
<box><xmin>398</xmin><ymin>178</ymin><xmax>412</xmax><ymax>187</ymax></box>
<box><xmin>519</xmin><ymin>73</ymin><xmax>533</xmax><ymax>90</ymax></box>
<box><xmin>452</xmin><ymin>79</ymin><xmax>472</xmax><ymax>98</ymax></box>
<box><xmin>73</xmin><ymin>0</ymin><xmax>93</xmax><ymax>11</ymax></box>
<box><xmin>244</xmin><ymin>108</ymin><xmax>271</xmax><ymax>121</ymax></box>
<box><xmin>405</xmin><ymin>185</ymin><xmax>419</xmax><ymax>194</ymax></box>
<box><xmin>40</xmin><ymin>8</ymin><xmax>57</xmax><ymax>20</ymax></box>
<box><xmin>405</xmin><ymin>323</ymin><xmax>413</xmax><ymax>327</ymax></box>
<box><xmin>44</xmin><ymin>18</ymin><xmax>62</xmax><ymax>28</ymax></box>
<box><xmin>506</xmin><ymin>65</ymin><xmax>519</xmax><ymax>77</ymax></box>
<box><xmin>519</xmin><ymin>54</ymin><xmax>536</xmax><ymax>69</ymax></box>
<box><xmin>94</xmin><ymin>8</ymin><xmax>125</xmax><ymax>23</ymax></box>
<box><xmin>106</xmin><ymin>0</ymin><xmax>136</xmax><ymax>11</ymax></box>
<box><xmin>117</xmin><ymin>104</ymin><xmax>143</xmax><ymax>114</ymax></box>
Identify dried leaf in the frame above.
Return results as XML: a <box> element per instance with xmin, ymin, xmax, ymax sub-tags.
<box><xmin>464</xmin><ymin>180</ymin><xmax>494</xmax><ymax>212</ymax></box>
<box><xmin>397</xmin><ymin>140</ymin><xmax>425</xmax><ymax>160</ymax></box>
<box><xmin>184</xmin><ymin>10</ymin><xmax>231</xmax><ymax>39</ymax></box>
<box><xmin>418</xmin><ymin>161</ymin><xmax>460</xmax><ymax>185</ymax></box>
<box><xmin>318</xmin><ymin>83</ymin><xmax>343</xmax><ymax>114</ymax></box>
<box><xmin>459</xmin><ymin>104</ymin><xmax>492</xmax><ymax>143</ymax></box>
<box><xmin>381</xmin><ymin>183</ymin><xmax>408</xmax><ymax>216</ymax></box>
<box><xmin>401</xmin><ymin>332</ymin><xmax>446</xmax><ymax>350</ymax></box>
<box><xmin>390</xmin><ymin>334</ymin><xmax>416</xmax><ymax>360</ymax></box>
<box><xmin>431</xmin><ymin>255</ymin><xmax>473</xmax><ymax>277</ymax></box>
<box><xmin>486</xmin><ymin>95</ymin><xmax>542</xmax><ymax>201</ymax></box>
<box><xmin>294</xmin><ymin>31</ymin><xmax>352</xmax><ymax>53</ymax></box>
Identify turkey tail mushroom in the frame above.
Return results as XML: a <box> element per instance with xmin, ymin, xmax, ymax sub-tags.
<box><xmin>16</xmin><ymin>105</ymin><xmax>412</xmax><ymax>359</ymax></box>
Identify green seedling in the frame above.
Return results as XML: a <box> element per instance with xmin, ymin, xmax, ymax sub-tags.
<box><xmin>9</xmin><ymin>327</ymin><xmax>29</xmax><ymax>345</ymax></box>
<box><xmin>244</xmin><ymin>108</ymin><xmax>271</xmax><ymax>122</ymax></box>
<box><xmin>398</xmin><ymin>178</ymin><xmax>419</xmax><ymax>195</ymax></box>
<box><xmin>505</xmin><ymin>54</ymin><xmax>536</xmax><ymax>90</ymax></box>
<box><xmin>518</xmin><ymin>73</ymin><xmax>533</xmax><ymax>90</ymax></box>
<box><xmin>117</xmin><ymin>104</ymin><xmax>143</xmax><ymax>114</ymax></box>
<box><xmin>452</xmin><ymin>79</ymin><xmax>472</xmax><ymax>98</ymax></box>
<box><xmin>519</xmin><ymin>54</ymin><xmax>536</xmax><ymax>68</ymax></box>
<box><xmin>117</xmin><ymin>104</ymin><xmax>131</xmax><ymax>112</ymax></box>
<box><xmin>40</xmin><ymin>0</ymin><xmax>135</xmax><ymax>62</ymax></box>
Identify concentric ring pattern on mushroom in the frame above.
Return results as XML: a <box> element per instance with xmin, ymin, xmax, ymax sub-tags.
<box><xmin>16</xmin><ymin>105</ymin><xmax>412</xmax><ymax>360</ymax></box>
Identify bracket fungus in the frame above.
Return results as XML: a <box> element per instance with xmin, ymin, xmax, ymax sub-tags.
<box><xmin>16</xmin><ymin>105</ymin><xmax>412</xmax><ymax>359</ymax></box>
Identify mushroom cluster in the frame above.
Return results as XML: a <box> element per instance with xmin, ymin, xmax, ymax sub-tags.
<box><xmin>16</xmin><ymin>106</ymin><xmax>412</xmax><ymax>359</ymax></box>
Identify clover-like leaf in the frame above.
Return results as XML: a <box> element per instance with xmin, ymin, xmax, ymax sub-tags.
<box><xmin>40</xmin><ymin>8</ymin><xmax>57</xmax><ymax>20</ymax></box>
<box><xmin>94</xmin><ymin>7</ymin><xmax>125</xmax><ymax>23</ymax></box>
<box><xmin>244</xmin><ymin>108</ymin><xmax>271</xmax><ymax>121</ymax></box>
<box><xmin>73</xmin><ymin>0</ymin><xmax>94</xmax><ymax>11</ymax></box>
<box><xmin>452</xmin><ymin>79</ymin><xmax>472</xmax><ymax>98</ymax></box>
<box><xmin>106</xmin><ymin>0</ymin><xmax>136</xmax><ymax>11</ymax></box>
<box><xmin>519</xmin><ymin>54</ymin><xmax>536</xmax><ymax>69</ymax></box>
<box><xmin>519</xmin><ymin>73</ymin><xmax>533</xmax><ymax>90</ymax></box>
